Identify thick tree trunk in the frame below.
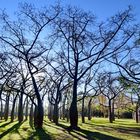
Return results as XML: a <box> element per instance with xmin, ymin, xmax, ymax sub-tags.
<box><xmin>37</xmin><ymin>101</ymin><xmax>44</xmax><ymax>127</ymax></box>
<box><xmin>109</xmin><ymin>100</ymin><xmax>113</xmax><ymax>123</ymax></box>
<box><xmin>18</xmin><ymin>89</ymin><xmax>23</xmax><ymax>123</ymax></box>
<box><xmin>0</xmin><ymin>99</ymin><xmax>3</xmax><ymax>120</ymax></box>
<box><xmin>11</xmin><ymin>94</ymin><xmax>18</xmax><ymax>122</ymax></box>
<box><xmin>53</xmin><ymin>103</ymin><xmax>59</xmax><ymax>125</ymax></box>
<box><xmin>4</xmin><ymin>94</ymin><xmax>10</xmax><ymax>121</ymax></box>
<box><xmin>112</xmin><ymin>100</ymin><xmax>115</xmax><ymax>121</ymax></box>
<box><xmin>34</xmin><ymin>100</ymin><xmax>44</xmax><ymax>128</ymax></box>
<box><xmin>66</xmin><ymin>108</ymin><xmax>69</xmax><ymax>122</ymax></box>
<box><xmin>15</xmin><ymin>102</ymin><xmax>18</xmax><ymax>119</ymax></box>
<box><xmin>69</xmin><ymin>101</ymin><xmax>78</xmax><ymax>128</ymax></box>
<box><xmin>48</xmin><ymin>103</ymin><xmax>53</xmax><ymax>121</ymax></box>
<box><xmin>29</xmin><ymin>103</ymin><xmax>34</xmax><ymax>128</ymax></box>
<box><xmin>66</xmin><ymin>97</ymin><xmax>70</xmax><ymax>122</ymax></box>
<box><xmin>26</xmin><ymin>58</ymin><xmax>44</xmax><ymax>128</ymax></box>
<box><xmin>136</xmin><ymin>105</ymin><xmax>139</xmax><ymax>123</ymax></box>
<box><xmin>62</xmin><ymin>96</ymin><xmax>66</xmax><ymax>120</ymax></box>
<box><xmin>82</xmin><ymin>97</ymin><xmax>85</xmax><ymax>123</ymax></box>
<box><xmin>34</xmin><ymin>105</ymin><xmax>37</xmax><ymax>126</ymax></box>
<box><xmin>25</xmin><ymin>98</ymin><xmax>29</xmax><ymax>120</ymax></box>
<box><xmin>69</xmin><ymin>78</ymin><xmax>78</xmax><ymax>129</ymax></box>
<box><xmin>59</xmin><ymin>106</ymin><xmax>62</xmax><ymax>119</ymax></box>
<box><xmin>28</xmin><ymin>67</ymin><xmax>44</xmax><ymax>128</ymax></box>
<box><xmin>88</xmin><ymin>98</ymin><xmax>92</xmax><ymax>120</ymax></box>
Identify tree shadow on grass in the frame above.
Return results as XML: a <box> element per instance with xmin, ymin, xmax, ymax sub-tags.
<box><xmin>77</xmin><ymin>128</ymin><xmax>123</xmax><ymax>140</ymax></box>
<box><xmin>0</xmin><ymin>121</ymin><xmax>24</xmax><ymax>139</ymax></box>
<box><xmin>29</xmin><ymin>119</ymin><xmax>34</xmax><ymax>129</ymax></box>
<box><xmin>58</xmin><ymin>123</ymin><xmax>123</xmax><ymax>140</ymax></box>
<box><xmin>0</xmin><ymin>121</ymin><xmax>12</xmax><ymax>128</ymax></box>
<box><xmin>111</xmin><ymin>127</ymin><xmax>140</xmax><ymax>137</ymax></box>
<box><xmin>85</xmin><ymin>122</ymin><xmax>140</xmax><ymax>137</ymax></box>
<box><xmin>27</xmin><ymin>128</ymin><xmax>52</xmax><ymax>140</ymax></box>
<box><xmin>44</xmin><ymin>121</ymin><xmax>66</xmax><ymax>132</ymax></box>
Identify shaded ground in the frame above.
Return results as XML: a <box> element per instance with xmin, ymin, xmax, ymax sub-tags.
<box><xmin>0</xmin><ymin>117</ymin><xmax>140</xmax><ymax>140</ymax></box>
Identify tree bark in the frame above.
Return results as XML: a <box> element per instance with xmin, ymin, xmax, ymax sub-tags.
<box><xmin>33</xmin><ymin>100</ymin><xmax>44</xmax><ymax>128</ymax></box>
<box><xmin>29</xmin><ymin>103</ymin><xmax>34</xmax><ymax>128</ymax></box>
<box><xmin>88</xmin><ymin>98</ymin><xmax>92</xmax><ymax>120</ymax></box>
<box><xmin>25</xmin><ymin>98</ymin><xmax>29</xmax><ymax>120</ymax></box>
<box><xmin>136</xmin><ymin>105</ymin><xmax>139</xmax><ymax>123</ymax></box>
<box><xmin>62</xmin><ymin>96</ymin><xmax>66</xmax><ymax>120</ymax></box>
<box><xmin>82</xmin><ymin>97</ymin><xmax>85</xmax><ymax>123</ymax></box>
<box><xmin>4</xmin><ymin>93</ymin><xmax>10</xmax><ymax>121</ymax></box>
<box><xmin>66</xmin><ymin>108</ymin><xmax>69</xmax><ymax>122</ymax></box>
<box><xmin>15</xmin><ymin>102</ymin><xmax>18</xmax><ymax>119</ymax></box>
<box><xmin>109</xmin><ymin>100</ymin><xmax>113</xmax><ymax>123</ymax></box>
<box><xmin>27</xmin><ymin>61</ymin><xmax>44</xmax><ymax>128</ymax></box>
<box><xmin>69</xmin><ymin>78</ymin><xmax>78</xmax><ymax>129</ymax></box>
<box><xmin>53</xmin><ymin>102</ymin><xmax>58</xmax><ymax>125</ymax></box>
<box><xmin>112</xmin><ymin>100</ymin><xmax>115</xmax><ymax>121</ymax></box>
<box><xmin>0</xmin><ymin>99</ymin><xmax>3</xmax><ymax>120</ymax></box>
<box><xmin>18</xmin><ymin>89</ymin><xmax>24</xmax><ymax>123</ymax></box>
<box><xmin>11</xmin><ymin>94</ymin><xmax>18</xmax><ymax>122</ymax></box>
<box><xmin>48</xmin><ymin>103</ymin><xmax>53</xmax><ymax>121</ymax></box>
<box><xmin>59</xmin><ymin>106</ymin><xmax>62</xmax><ymax>119</ymax></box>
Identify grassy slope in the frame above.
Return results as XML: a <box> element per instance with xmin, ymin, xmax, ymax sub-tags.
<box><xmin>0</xmin><ymin>117</ymin><xmax>140</xmax><ymax>140</ymax></box>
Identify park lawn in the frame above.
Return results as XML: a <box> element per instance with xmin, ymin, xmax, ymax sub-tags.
<box><xmin>0</xmin><ymin>117</ymin><xmax>140</xmax><ymax>140</ymax></box>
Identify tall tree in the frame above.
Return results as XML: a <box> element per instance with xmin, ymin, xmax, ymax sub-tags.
<box><xmin>53</xmin><ymin>6</ymin><xmax>136</xmax><ymax>129</ymax></box>
<box><xmin>98</xmin><ymin>72</ymin><xmax>123</xmax><ymax>123</ymax></box>
<box><xmin>0</xmin><ymin>3</ymin><xmax>60</xmax><ymax>128</ymax></box>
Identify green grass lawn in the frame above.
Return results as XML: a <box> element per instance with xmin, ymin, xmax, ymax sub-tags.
<box><xmin>0</xmin><ymin>117</ymin><xmax>140</xmax><ymax>140</ymax></box>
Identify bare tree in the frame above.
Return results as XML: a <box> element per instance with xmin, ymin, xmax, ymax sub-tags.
<box><xmin>0</xmin><ymin>3</ymin><xmax>60</xmax><ymax>128</ymax></box>
<box><xmin>46</xmin><ymin>63</ymin><xmax>71</xmax><ymax>125</ymax></box>
<box><xmin>98</xmin><ymin>72</ymin><xmax>123</xmax><ymax>123</ymax></box>
<box><xmin>53</xmin><ymin>6</ymin><xmax>136</xmax><ymax>129</ymax></box>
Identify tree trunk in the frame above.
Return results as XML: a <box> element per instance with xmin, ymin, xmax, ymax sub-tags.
<box><xmin>25</xmin><ymin>98</ymin><xmax>29</xmax><ymax>120</ymax></box>
<box><xmin>88</xmin><ymin>98</ymin><xmax>92</xmax><ymax>120</ymax></box>
<box><xmin>82</xmin><ymin>97</ymin><xmax>85</xmax><ymax>123</ymax></box>
<box><xmin>15</xmin><ymin>102</ymin><xmax>18</xmax><ymax>119</ymax></box>
<box><xmin>34</xmin><ymin>100</ymin><xmax>44</xmax><ymax>128</ymax></box>
<box><xmin>136</xmin><ymin>105</ymin><xmax>139</xmax><ymax>123</ymax></box>
<box><xmin>18</xmin><ymin>89</ymin><xmax>24</xmax><ymax>123</ymax></box>
<box><xmin>26</xmin><ymin>58</ymin><xmax>44</xmax><ymax>128</ymax></box>
<box><xmin>69</xmin><ymin>78</ymin><xmax>78</xmax><ymax>129</ymax></box>
<box><xmin>4</xmin><ymin>94</ymin><xmax>10</xmax><ymax>121</ymax></box>
<box><xmin>29</xmin><ymin>103</ymin><xmax>34</xmax><ymax>128</ymax></box>
<box><xmin>11</xmin><ymin>94</ymin><xmax>18</xmax><ymax>122</ymax></box>
<box><xmin>62</xmin><ymin>96</ymin><xmax>66</xmax><ymax>120</ymax></box>
<box><xmin>0</xmin><ymin>99</ymin><xmax>3</xmax><ymax>120</ymax></box>
<box><xmin>53</xmin><ymin>102</ymin><xmax>59</xmax><ymax>125</ymax></box>
<box><xmin>66</xmin><ymin>108</ymin><xmax>69</xmax><ymax>122</ymax></box>
<box><xmin>59</xmin><ymin>106</ymin><xmax>62</xmax><ymax>119</ymax></box>
<box><xmin>28</xmin><ymin>63</ymin><xmax>44</xmax><ymax>128</ymax></box>
<box><xmin>112</xmin><ymin>100</ymin><xmax>115</xmax><ymax>121</ymax></box>
<box><xmin>117</xmin><ymin>109</ymin><xmax>120</xmax><ymax>119</ymax></box>
<box><xmin>48</xmin><ymin>103</ymin><xmax>53</xmax><ymax>121</ymax></box>
<box><xmin>109</xmin><ymin>100</ymin><xmax>113</xmax><ymax>123</ymax></box>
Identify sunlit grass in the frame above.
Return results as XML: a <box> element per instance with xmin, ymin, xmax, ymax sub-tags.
<box><xmin>80</xmin><ymin>118</ymin><xmax>140</xmax><ymax>140</ymax></box>
<box><xmin>0</xmin><ymin>117</ymin><xmax>140</xmax><ymax>140</ymax></box>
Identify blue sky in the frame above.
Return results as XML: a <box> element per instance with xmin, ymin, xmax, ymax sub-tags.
<box><xmin>0</xmin><ymin>0</ymin><xmax>140</xmax><ymax>22</ymax></box>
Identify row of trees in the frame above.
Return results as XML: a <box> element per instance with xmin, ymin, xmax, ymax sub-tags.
<box><xmin>0</xmin><ymin>3</ymin><xmax>140</xmax><ymax>129</ymax></box>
